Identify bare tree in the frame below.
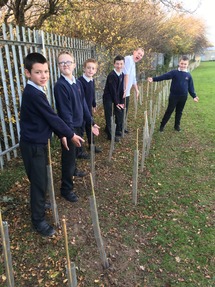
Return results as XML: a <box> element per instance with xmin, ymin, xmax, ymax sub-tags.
<box><xmin>0</xmin><ymin>0</ymin><xmax>66</xmax><ymax>29</ymax></box>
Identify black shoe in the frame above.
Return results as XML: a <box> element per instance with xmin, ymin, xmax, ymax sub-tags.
<box><xmin>61</xmin><ymin>192</ymin><xmax>78</xmax><ymax>202</ymax></box>
<box><xmin>77</xmin><ymin>152</ymin><xmax>90</xmax><ymax>159</ymax></box>
<box><xmin>115</xmin><ymin>131</ymin><xmax>122</xmax><ymax>137</ymax></box>
<box><xmin>95</xmin><ymin>146</ymin><xmax>102</xmax><ymax>153</ymax></box>
<box><xmin>107</xmin><ymin>136</ymin><xmax>120</xmax><ymax>142</ymax></box>
<box><xmin>159</xmin><ymin>126</ymin><xmax>164</xmax><ymax>132</ymax></box>
<box><xmin>174</xmin><ymin>125</ymin><xmax>181</xmax><ymax>132</ymax></box>
<box><xmin>74</xmin><ymin>170</ymin><xmax>88</xmax><ymax>177</ymax></box>
<box><xmin>88</xmin><ymin>145</ymin><xmax>102</xmax><ymax>153</ymax></box>
<box><xmin>124</xmin><ymin>129</ymin><xmax>129</xmax><ymax>134</ymax></box>
<box><xmin>33</xmin><ymin>221</ymin><xmax>56</xmax><ymax>237</ymax></box>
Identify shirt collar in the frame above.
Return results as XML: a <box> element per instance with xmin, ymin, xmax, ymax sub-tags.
<box><xmin>61</xmin><ymin>74</ymin><xmax>76</xmax><ymax>85</ymax></box>
<box><xmin>27</xmin><ymin>80</ymin><xmax>45</xmax><ymax>93</ymax></box>
<box><xmin>178</xmin><ymin>68</ymin><xmax>188</xmax><ymax>72</ymax></box>
<box><xmin>114</xmin><ymin>69</ymin><xmax>122</xmax><ymax>76</ymax></box>
<box><xmin>83</xmin><ymin>73</ymin><xmax>93</xmax><ymax>82</ymax></box>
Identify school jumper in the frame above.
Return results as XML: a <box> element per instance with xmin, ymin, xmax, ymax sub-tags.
<box><xmin>78</xmin><ymin>75</ymin><xmax>96</xmax><ymax>145</ymax></box>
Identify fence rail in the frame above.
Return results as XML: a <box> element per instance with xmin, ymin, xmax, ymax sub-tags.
<box><xmin>0</xmin><ymin>23</ymin><xmax>96</xmax><ymax>169</ymax></box>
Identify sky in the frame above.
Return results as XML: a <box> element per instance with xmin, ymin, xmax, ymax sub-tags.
<box><xmin>182</xmin><ymin>0</ymin><xmax>215</xmax><ymax>46</ymax></box>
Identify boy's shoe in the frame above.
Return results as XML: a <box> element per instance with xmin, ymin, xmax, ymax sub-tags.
<box><xmin>33</xmin><ymin>220</ymin><xmax>56</xmax><ymax>237</ymax></box>
<box><xmin>124</xmin><ymin>129</ymin><xmax>129</xmax><ymax>134</ymax></box>
<box><xmin>77</xmin><ymin>152</ymin><xmax>90</xmax><ymax>159</ymax></box>
<box><xmin>174</xmin><ymin>125</ymin><xmax>181</xmax><ymax>132</ymax></box>
<box><xmin>61</xmin><ymin>192</ymin><xmax>78</xmax><ymax>202</ymax></box>
<box><xmin>74</xmin><ymin>170</ymin><xmax>88</xmax><ymax>177</ymax></box>
<box><xmin>88</xmin><ymin>145</ymin><xmax>102</xmax><ymax>153</ymax></box>
<box><xmin>159</xmin><ymin>126</ymin><xmax>164</xmax><ymax>132</ymax></box>
<box><xmin>94</xmin><ymin>146</ymin><xmax>102</xmax><ymax>153</ymax></box>
<box><xmin>107</xmin><ymin>136</ymin><xmax>120</xmax><ymax>142</ymax></box>
<box><xmin>115</xmin><ymin>131</ymin><xmax>122</xmax><ymax>137</ymax></box>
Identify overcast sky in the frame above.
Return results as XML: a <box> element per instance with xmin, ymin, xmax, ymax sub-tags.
<box><xmin>182</xmin><ymin>0</ymin><xmax>215</xmax><ymax>46</ymax></box>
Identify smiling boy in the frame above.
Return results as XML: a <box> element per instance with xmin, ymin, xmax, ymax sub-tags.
<box><xmin>78</xmin><ymin>59</ymin><xmax>102</xmax><ymax>153</ymax></box>
<box><xmin>103</xmin><ymin>55</ymin><xmax>125</xmax><ymax>141</ymax></box>
<box><xmin>148</xmin><ymin>55</ymin><xmax>199</xmax><ymax>132</ymax></box>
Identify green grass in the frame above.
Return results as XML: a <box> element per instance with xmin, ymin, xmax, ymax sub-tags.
<box><xmin>0</xmin><ymin>157</ymin><xmax>25</xmax><ymax>195</ymax></box>
<box><xmin>130</xmin><ymin>61</ymin><xmax>215</xmax><ymax>286</ymax></box>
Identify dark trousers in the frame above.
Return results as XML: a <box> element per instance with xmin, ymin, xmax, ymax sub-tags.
<box><xmin>76</xmin><ymin>125</ymin><xmax>85</xmax><ymax>157</ymax></box>
<box><xmin>61</xmin><ymin>127</ymin><xmax>81</xmax><ymax>195</ymax></box>
<box><xmin>103</xmin><ymin>99</ymin><xmax>113</xmax><ymax>139</ymax></box>
<box><xmin>85</xmin><ymin>122</ymin><xmax>93</xmax><ymax>146</ymax></box>
<box><xmin>115</xmin><ymin>107</ymin><xmax>123</xmax><ymax>134</ymax></box>
<box><xmin>20</xmin><ymin>140</ymin><xmax>47</xmax><ymax>225</ymax></box>
<box><xmin>103</xmin><ymin>99</ymin><xmax>123</xmax><ymax>139</ymax></box>
<box><xmin>161</xmin><ymin>95</ymin><xmax>187</xmax><ymax>128</ymax></box>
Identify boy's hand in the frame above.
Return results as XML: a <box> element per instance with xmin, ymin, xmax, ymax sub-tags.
<box><xmin>61</xmin><ymin>137</ymin><xmax>69</xmax><ymax>150</ymax></box>
<box><xmin>93</xmin><ymin>107</ymin><xmax>97</xmax><ymax>113</ymax></box>
<box><xmin>194</xmin><ymin>96</ymin><xmax>199</xmax><ymax>102</ymax></box>
<box><xmin>92</xmin><ymin>124</ymin><xmax>100</xmax><ymax>136</ymax></box>
<box><xmin>71</xmin><ymin>134</ymin><xmax>85</xmax><ymax>147</ymax></box>
<box><xmin>147</xmin><ymin>77</ymin><xmax>153</xmax><ymax>82</ymax></box>
<box><xmin>135</xmin><ymin>90</ymin><xmax>139</xmax><ymax>99</ymax></box>
<box><xmin>116</xmin><ymin>104</ymin><xmax>124</xmax><ymax>109</ymax></box>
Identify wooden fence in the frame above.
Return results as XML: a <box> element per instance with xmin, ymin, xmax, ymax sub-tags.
<box><xmin>0</xmin><ymin>23</ymin><xmax>96</xmax><ymax>170</ymax></box>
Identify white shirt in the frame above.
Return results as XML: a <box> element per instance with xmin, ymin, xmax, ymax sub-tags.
<box><xmin>123</xmin><ymin>55</ymin><xmax>137</xmax><ymax>97</ymax></box>
<box><xmin>83</xmin><ymin>74</ymin><xmax>93</xmax><ymax>82</ymax></box>
<box><xmin>178</xmin><ymin>68</ymin><xmax>188</xmax><ymax>72</ymax></box>
<box><xmin>27</xmin><ymin>80</ymin><xmax>45</xmax><ymax>94</ymax></box>
<box><xmin>114</xmin><ymin>69</ymin><xmax>122</xmax><ymax>77</ymax></box>
<box><xmin>61</xmin><ymin>74</ymin><xmax>76</xmax><ymax>85</ymax></box>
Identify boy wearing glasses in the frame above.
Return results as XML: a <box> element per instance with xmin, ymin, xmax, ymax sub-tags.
<box><xmin>54</xmin><ymin>51</ymin><xmax>100</xmax><ymax>203</ymax></box>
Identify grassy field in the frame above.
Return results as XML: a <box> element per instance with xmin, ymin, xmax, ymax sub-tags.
<box><xmin>0</xmin><ymin>61</ymin><xmax>214</xmax><ymax>287</ymax></box>
<box><xmin>135</xmin><ymin>61</ymin><xmax>215</xmax><ymax>286</ymax></box>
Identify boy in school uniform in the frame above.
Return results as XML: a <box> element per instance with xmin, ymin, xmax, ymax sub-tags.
<box><xmin>103</xmin><ymin>55</ymin><xmax>125</xmax><ymax>141</ymax></box>
<box><xmin>78</xmin><ymin>58</ymin><xmax>102</xmax><ymax>153</ymax></box>
<box><xmin>54</xmin><ymin>51</ymin><xmax>100</xmax><ymax>202</ymax></box>
<box><xmin>19</xmin><ymin>52</ymin><xmax>84</xmax><ymax>237</ymax></box>
<box><xmin>148</xmin><ymin>55</ymin><xmax>199</xmax><ymax>132</ymax></box>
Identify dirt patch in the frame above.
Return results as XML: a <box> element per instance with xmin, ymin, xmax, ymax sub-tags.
<box><xmin>0</xmin><ymin>110</ymin><xmax>151</xmax><ymax>286</ymax></box>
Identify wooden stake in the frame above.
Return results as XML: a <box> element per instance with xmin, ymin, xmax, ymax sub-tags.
<box><xmin>62</xmin><ymin>218</ymin><xmax>73</xmax><ymax>285</ymax></box>
<box><xmin>47</xmin><ymin>139</ymin><xmax>60</xmax><ymax>227</ymax></box>
<box><xmin>136</xmin><ymin>128</ymin><xmax>139</xmax><ymax>151</ymax></box>
<box><xmin>90</xmin><ymin>173</ymin><xmax>95</xmax><ymax>198</ymax></box>
<box><xmin>0</xmin><ymin>211</ymin><xmax>14</xmax><ymax>287</ymax></box>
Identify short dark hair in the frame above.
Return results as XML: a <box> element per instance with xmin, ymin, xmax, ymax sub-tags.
<box><xmin>180</xmin><ymin>55</ymin><xmax>189</xmax><ymax>62</ymax></box>
<box><xmin>114</xmin><ymin>55</ymin><xmax>125</xmax><ymax>63</ymax></box>
<box><xmin>24</xmin><ymin>52</ymin><xmax>47</xmax><ymax>72</ymax></box>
